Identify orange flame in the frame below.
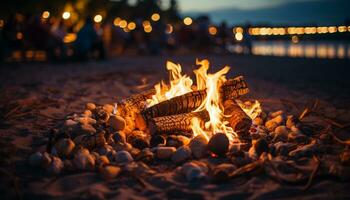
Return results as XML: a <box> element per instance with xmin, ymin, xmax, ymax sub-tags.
<box><xmin>147</xmin><ymin>59</ymin><xmax>261</xmax><ymax>144</ymax></box>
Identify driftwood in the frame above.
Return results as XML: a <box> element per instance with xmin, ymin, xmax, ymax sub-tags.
<box><xmin>142</xmin><ymin>76</ymin><xmax>249</xmax><ymax>120</ymax></box>
<box><xmin>223</xmin><ymin>100</ymin><xmax>252</xmax><ymax>140</ymax></box>
<box><xmin>148</xmin><ymin>111</ymin><xmax>209</xmax><ymax>135</ymax></box>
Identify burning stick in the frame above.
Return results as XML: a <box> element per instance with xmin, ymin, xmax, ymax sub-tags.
<box><xmin>118</xmin><ymin>89</ymin><xmax>155</xmax><ymax>116</ymax></box>
<box><xmin>148</xmin><ymin>111</ymin><xmax>209</xmax><ymax>135</ymax></box>
<box><xmin>223</xmin><ymin>100</ymin><xmax>252</xmax><ymax>140</ymax></box>
<box><xmin>142</xmin><ymin>76</ymin><xmax>249</xmax><ymax>120</ymax></box>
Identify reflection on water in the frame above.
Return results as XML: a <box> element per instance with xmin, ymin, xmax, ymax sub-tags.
<box><xmin>229</xmin><ymin>41</ymin><xmax>350</xmax><ymax>59</ymax></box>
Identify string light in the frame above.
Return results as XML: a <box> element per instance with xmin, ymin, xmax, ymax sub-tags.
<box><xmin>42</xmin><ymin>11</ymin><xmax>50</xmax><ymax>19</ymax></box>
<box><xmin>183</xmin><ymin>17</ymin><xmax>192</xmax><ymax>26</ymax></box>
<box><xmin>127</xmin><ymin>22</ymin><xmax>136</xmax><ymax>30</ymax></box>
<box><xmin>94</xmin><ymin>15</ymin><xmax>103</xmax><ymax>23</ymax></box>
<box><xmin>119</xmin><ymin>20</ymin><xmax>127</xmax><ymax>28</ymax></box>
<box><xmin>113</xmin><ymin>17</ymin><xmax>121</xmax><ymax>26</ymax></box>
<box><xmin>62</xmin><ymin>11</ymin><xmax>71</xmax><ymax>20</ymax></box>
<box><xmin>151</xmin><ymin>13</ymin><xmax>160</xmax><ymax>22</ymax></box>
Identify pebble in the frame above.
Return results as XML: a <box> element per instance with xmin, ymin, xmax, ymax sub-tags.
<box><xmin>65</xmin><ymin>119</ymin><xmax>78</xmax><ymax>127</ymax></box>
<box><xmin>96</xmin><ymin>109</ymin><xmax>110</xmax><ymax>122</ymax></box>
<box><xmin>265</xmin><ymin>121</ymin><xmax>278</xmax><ymax>132</ymax></box>
<box><xmin>253</xmin><ymin>117</ymin><xmax>264</xmax><ymax>126</ymax></box>
<box><xmin>78</xmin><ymin>117</ymin><xmax>96</xmax><ymax>125</ymax></box>
<box><xmin>96</xmin><ymin>156</ymin><xmax>109</xmax><ymax>167</ymax></box>
<box><xmin>55</xmin><ymin>138</ymin><xmax>75</xmax><ymax>157</ymax></box>
<box><xmin>113</xmin><ymin>131</ymin><xmax>126</xmax><ymax>143</ymax></box>
<box><xmin>181</xmin><ymin>162</ymin><xmax>206</xmax><ymax>182</ymax></box>
<box><xmin>80</xmin><ymin>124</ymin><xmax>97</xmax><ymax>134</ymax></box>
<box><xmin>269</xmin><ymin>110</ymin><xmax>284</xmax><ymax>118</ymax></box>
<box><xmin>108</xmin><ymin>115</ymin><xmax>126</xmax><ymax>131</ymax></box>
<box><xmin>135</xmin><ymin>113</ymin><xmax>147</xmax><ymax>131</ymax></box>
<box><xmin>41</xmin><ymin>152</ymin><xmax>52</xmax><ymax>168</ymax></box>
<box><xmin>130</xmin><ymin>137</ymin><xmax>149</xmax><ymax>150</ymax></box>
<box><xmin>103</xmin><ymin>104</ymin><xmax>115</xmax><ymax>114</ymax></box>
<box><xmin>83</xmin><ymin>110</ymin><xmax>92</xmax><ymax>117</ymax></box>
<box><xmin>213</xmin><ymin>163</ymin><xmax>237</xmax><ymax>182</ymax></box>
<box><xmin>166</xmin><ymin>135</ymin><xmax>190</xmax><ymax>148</ymax></box>
<box><xmin>74</xmin><ymin>149</ymin><xmax>95</xmax><ymax>170</ymax></box>
<box><xmin>29</xmin><ymin>152</ymin><xmax>43</xmax><ymax>166</ymax></box>
<box><xmin>97</xmin><ymin>145</ymin><xmax>114</xmax><ymax>155</ymax></box>
<box><xmin>86</xmin><ymin>103</ymin><xmax>96</xmax><ymax>111</ymax></box>
<box><xmin>286</xmin><ymin>115</ymin><xmax>299</xmax><ymax>129</ymax></box>
<box><xmin>154</xmin><ymin>146</ymin><xmax>176</xmax><ymax>159</ymax></box>
<box><xmin>275</xmin><ymin>125</ymin><xmax>288</xmax><ymax>135</ymax></box>
<box><xmin>189</xmin><ymin>135</ymin><xmax>208</xmax><ymax>159</ymax></box>
<box><xmin>207</xmin><ymin>133</ymin><xmax>229</xmax><ymax>156</ymax></box>
<box><xmin>253</xmin><ymin>138</ymin><xmax>268</xmax><ymax>156</ymax></box>
<box><xmin>135</xmin><ymin>148</ymin><xmax>154</xmax><ymax>164</ymax></box>
<box><xmin>100</xmin><ymin>165</ymin><xmax>121</xmax><ymax>180</ymax></box>
<box><xmin>150</xmin><ymin>135</ymin><xmax>166</xmax><ymax>147</ymax></box>
<box><xmin>47</xmin><ymin>156</ymin><xmax>64</xmax><ymax>174</ymax></box>
<box><xmin>114</xmin><ymin>150</ymin><xmax>133</xmax><ymax>165</ymax></box>
<box><xmin>171</xmin><ymin>146</ymin><xmax>192</xmax><ymax>164</ymax></box>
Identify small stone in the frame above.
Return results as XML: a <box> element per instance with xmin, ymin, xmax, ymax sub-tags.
<box><xmin>55</xmin><ymin>138</ymin><xmax>75</xmax><ymax>157</ymax></box>
<box><xmin>100</xmin><ymin>165</ymin><xmax>121</xmax><ymax>180</ymax></box>
<box><xmin>207</xmin><ymin>133</ymin><xmax>229</xmax><ymax>156</ymax></box>
<box><xmin>213</xmin><ymin>163</ymin><xmax>237</xmax><ymax>182</ymax></box>
<box><xmin>286</xmin><ymin>115</ymin><xmax>299</xmax><ymax>129</ymax></box>
<box><xmin>181</xmin><ymin>162</ymin><xmax>206</xmax><ymax>182</ymax></box>
<box><xmin>166</xmin><ymin>135</ymin><xmax>190</xmax><ymax>148</ymax></box>
<box><xmin>80</xmin><ymin>123</ymin><xmax>96</xmax><ymax>134</ymax></box>
<box><xmin>177</xmin><ymin>135</ymin><xmax>191</xmax><ymax>146</ymax></box>
<box><xmin>189</xmin><ymin>135</ymin><xmax>208</xmax><ymax>159</ymax></box>
<box><xmin>108</xmin><ymin>115</ymin><xmax>126</xmax><ymax>131</ymax></box>
<box><xmin>135</xmin><ymin>148</ymin><xmax>154</xmax><ymax>164</ymax></box>
<box><xmin>41</xmin><ymin>152</ymin><xmax>52</xmax><ymax>168</ymax></box>
<box><xmin>73</xmin><ymin>149</ymin><xmax>95</xmax><ymax>170</ymax></box>
<box><xmin>154</xmin><ymin>146</ymin><xmax>176</xmax><ymax>159</ymax></box>
<box><xmin>96</xmin><ymin>109</ymin><xmax>110</xmax><ymax>122</ymax></box>
<box><xmin>130</xmin><ymin>137</ymin><xmax>149</xmax><ymax>150</ymax></box>
<box><xmin>275</xmin><ymin>125</ymin><xmax>288</xmax><ymax>135</ymax></box>
<box><xmin>253</xmin><ymin>117</ymin><xmax>264</xmax><ymax>125</ymax></box>
<box><xmin>113</xmin><ymin>132</ymin><xmax>126</xmax><ymax>143</ymax></box>
<box><xmin>135</xmin><ymin>113</ymin><xmax>147</xmax><ymax>131</ymax></box>
<box><xmin>47</xmin><ymin>157</ymin><xmax>64</xmax><ymax>175</ymax></box>
<box><xmin>265</xmin><ymin>120</ymin><xmax>278</xmax><ymax>132</ymax></box>
<box><xmin>96</xmin><ymin>155</ymin><xmax>110</xmax><ymax>167</ymax></box>
<box><xmin>97</xmin><ymin>145</ymin><xmax>113</xmax><ymax>155</ymax></box>
<box><xmin>83</xmin><ymin>110</ymin><xmax>92</xmax><ymax>117</ymax></box>
<box><xmin>269</xmin><ymin>110</ymin><xmax>284</xmax><ymax>118</ymax></box>
<box><xmin>86</xmin><ymin>103</ymin><xmax>96</xmax><ymax>111</ymax></box>
<box><xmin>150</xmin><ymin>135</ymin><xmax>166</xmax><ymax>147</ymax></box>
<box><xmin>78</xmin><ymin>117</ymin><xmax>96</xmax><ymax>125</ymax></box>
<box><xmin>65</xmin><ymin>119</ymin><xmax>78</xmax><ymax>126</ymax></box>
<box><xmin>103</xmin><ymin>104</ymin><xmax>115</xmax><ymax>114</ymax></box>
<box><xmin>172</xmin><ymin>146</ymin><xmax>192</xmax><ymax>164</ymax></box>
<box><xmin>114</xmin><ymin>150</ymin><xmax>133</xmax><ymax>165</ymax></box>
<box><xmin>29</xmin><ymin>152</ymin><xmax>43</xmax><ymax>166</ymax></box>
<box><xmin>253</xmin><ymin>138</ymin><xmax>268</xmax><ymax>156</ymax></box>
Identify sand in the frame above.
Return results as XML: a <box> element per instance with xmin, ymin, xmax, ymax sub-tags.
<box><xmin>0</xmin><ymin>55</ymin><xmax>349</xmax><ymax>200</ymax></box>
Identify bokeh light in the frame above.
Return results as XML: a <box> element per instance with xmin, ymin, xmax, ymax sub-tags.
<box><xmin>151</xmin><ymin>13</ymin><xmax>160</xmax><ymax>22</ymax></box>
<box><xmin>94</xmin><ymin>15</ymin><xmax>103</xmax><ymax>23</ymax></box>
<box><xmin>127</xmin><ymin>22</ymin><xmax>136</xmax><ymax>30</ymax></box>
<box><xmin>235</xmin><ymin>32</ymin><xmax>243</xmax><ymax>41</ymax></box>
<box><xmin>42</xmin><ymin>11</ymin><xmax>50</xmax><ymax>19</ymax></box>
<box><xmin>62</xmin><ymin>11</ymin><xmax>71</xmax><ymax>20</ymax></box>
<box><xmin>183</xmin><ymin>17</ymin><xmax>192</xmax><ymax>26</ymax></box>
<box><xmin>208</xmin><ymin>26</ymin><xmax>217</xmax><ymax>35</ymax></box>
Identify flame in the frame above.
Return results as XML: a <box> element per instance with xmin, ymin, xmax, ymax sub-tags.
<box><xmin>146</xmin><ymin>59</ymin><xmax>262</xmax><ymax>144</ymax></box>
<box><xmin>191</xmin><ymin>59</ymin><xmax>236</xmax><ymax>143</ymax></box>
<box><xmin>147</xmin><ymin>61</ymin><xmax>193</xmax><ymax>107</ymax></box>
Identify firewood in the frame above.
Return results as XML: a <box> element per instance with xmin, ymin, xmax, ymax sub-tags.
<box><xmin>223</xmin><ymin>100</ymin><xmax>252</xmax><ymax>141</ymax></box>
<box><xmin>118</xmin><ymin>89</ymin><xmax>155</xmax><ymax>117</ymax></box>
<box><xmin>220</xmin><ymin>76</ymin><xmax>249</xmax><ymax>101</ymax></box>
<box><xmin>142</xmin><ymin>76</ymin><xmax>249</xmax><ymax>120</ymax></box>
<box><xmin>148</xmin><ymin>111</ymin><xmax>209</xmax><ymax>135</ymax></box>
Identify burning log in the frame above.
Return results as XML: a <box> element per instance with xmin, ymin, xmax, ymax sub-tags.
<box><xmin>142</xmin><ymin>76</ymin><xmax>249</xmax><ymax>120</ymax></box>
<box><xmin>148</xmin><ymin>111</ymin><xmax>209</xmax><ymax>135</ymax></box>
<box><xmin>223</xmin><ymin>100</ymin><xmax>252</xmax><ymax>141</ymax></box>
<box><xmin>117</xmin><ymin>89</ymin><xmax>155</xmax><ymax>117</ymax></box>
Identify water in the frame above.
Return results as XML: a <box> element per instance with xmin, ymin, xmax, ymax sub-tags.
<box><xmin>229</xmin><ymin>41</ymin><xmax>350</xmax><ymax>59</ymax></box>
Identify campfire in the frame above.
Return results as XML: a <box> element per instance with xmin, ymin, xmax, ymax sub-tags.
<box><xmin>28</xmin><ymin>60</ymin><xmax>350</xmax><ymax>186</ymax></box>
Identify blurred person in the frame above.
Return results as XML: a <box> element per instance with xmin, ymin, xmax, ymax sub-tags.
<box><xmin>73</xmin><ymin>17</ymin><xmax>105</xmax><ymax>60</ymax></box>
<box><xmin>218</xmin><ymin>21</ymin><xmax>229</xmax><ymax>53</ymax></box>
<box><xmin>243</xmin><ymin>25</ymin><xmax>253</xmax><ymax>55</ymax></box>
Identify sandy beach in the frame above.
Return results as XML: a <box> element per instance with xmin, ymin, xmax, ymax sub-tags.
<box><xmin>0</xmin><ymin>55</ymin><xmax>350</xmax><ymax>200</ymax></box>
